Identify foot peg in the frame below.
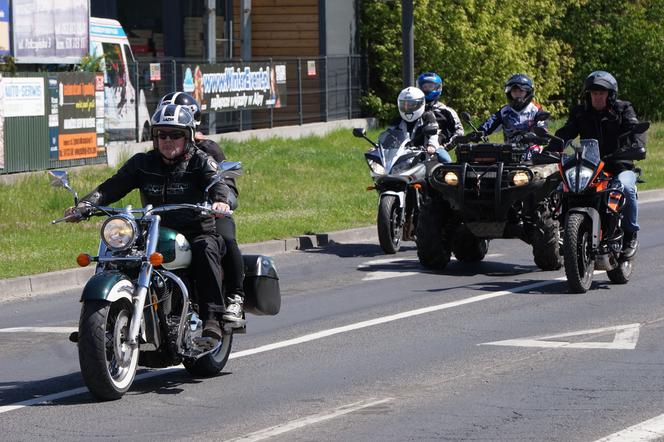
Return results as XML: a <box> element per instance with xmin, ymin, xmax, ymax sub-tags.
<box><xmin>68</xmin><ymin>331</ymin><xmax>79</xmax><ymax>343</ymax></box>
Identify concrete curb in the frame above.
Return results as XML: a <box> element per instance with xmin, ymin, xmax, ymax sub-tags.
<box><xmin>0</xmin><ymin>225</ymin><xmax>377</xmax><ymax>303</ymax></box>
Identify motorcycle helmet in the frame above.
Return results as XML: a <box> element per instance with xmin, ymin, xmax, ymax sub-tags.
<box><xmin>504</xmin><ymin>73</ymin><xmax>534</xmax><ymax>111</ymax></box>
<box><xmin>583</xmin><ymin>70</ymin><xmax>618</xmax><ymax>107</ymax></box>
<box><xmin>416</xmin><ymin>72</ymin><xmax>443</xmax><ymax>103</ymax></box>
<box><xmin>397</xmin><ymin>87</ymin><xmax>426</xmax><ymax>123</ymax></box>
<box><xmin>159</xmin><ymin>92</ymin><xmax>202</xmax><ymax>126</ymax></box>
<box><xmin>151</xmin><ymin>104</ymin><xmax>197</xmax><ymax>155</ymax></box>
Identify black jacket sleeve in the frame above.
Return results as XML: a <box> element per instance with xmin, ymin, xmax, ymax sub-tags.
<box><xmin>80</xmin><ymin>153</ymin><xmax>143</xmax><ymax>206</ymax></box>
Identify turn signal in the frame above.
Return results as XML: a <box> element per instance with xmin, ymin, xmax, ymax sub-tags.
<box><xmin>149</xmin><ymin>252</ymin><xmax>164</xmax><ymax>267</ymax></box>
<box><xmin>412</xmin><ymin>183</ymin><xmax>422</xmax><ymax>190</ymax></box>
<box><xmin>76</xmin><ymin>253</ymin><xmax>92</xmax><ymax>267</ymax></box>
<box><xmin>366</xmin><ymin>185</ymin><xmax>376</xmax><ymax>191</ymax></box>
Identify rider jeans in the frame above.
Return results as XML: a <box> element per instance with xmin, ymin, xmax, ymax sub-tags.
<box><xmin>613</xmin><ymin>170</ymin><xmax>639</xmax><ymax>233</ymax></box>
<box><xmin>216</xmin><ymin>216</ymin><xmax>245</xmax><ymax>300</ymax></box>
<box><xmin>189</xmin><ymin>233</ymin><xmax>226</xmax><ymax>319</ymax></box>
<box><xmin>435</xmin><ymin>148</ymin><xmax>453</xmax><ymax>163</ymax></box>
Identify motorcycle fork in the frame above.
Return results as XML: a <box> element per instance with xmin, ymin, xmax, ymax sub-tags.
<box><xmin>127</xmin><ymin>219</ymin><xmax>161</xmax><ymax>349</ymax></box>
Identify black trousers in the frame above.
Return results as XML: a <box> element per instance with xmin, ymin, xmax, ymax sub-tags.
<box><xmin>189</xmin><ymin>232</ymin><xmax>226</xmax><ymax>319</ymax></box>
<box><xmin>216</xmin><ymin>216</ymin><xmax>245</xmax><ymax>299</ymax></box>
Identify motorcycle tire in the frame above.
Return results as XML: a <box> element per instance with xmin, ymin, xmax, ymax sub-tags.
<box><xmin>184</xmin><ymin>331</ymin><xmax>233</xmax><ymax>377</ymax></box>
<box><xmin>532</xmin><ymin>215</ymin><xmax>563</xmax><ymax>271</ymax></box>
<box><xmin>607</xmin><ymin>259</ymin><xmax>634</xmax><ymax>284</ymax></box>
<box><xmin>377</xmin><ymin>195</ymin><xmax>402</xmax><ymax>254</ymax></box>
<box><xmin>452</xmin><ymin>229</ymin><xmax>489</xmax><ymax>262</ymax></box>
<box><xmin>415</xmin><ymin>199</ymin><xmax>451</xmax><ymax>270</ymax></box>
<box><xmin>78</xmin><ymin>299</ymin><xmax>139</xmax><ymax>401</ymax></box>
<box><xmin>563</xmin><ymin>213</ymin><xmax>595</xmax><ymax>293</ymax></box>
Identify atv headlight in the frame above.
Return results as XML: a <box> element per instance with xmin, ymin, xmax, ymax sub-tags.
<box><xmin>512</xmin><ymin>171</ymin><xmax>530</xmax><ymax>186</ymax></box>
<box><xmin>101</xmin><ymin>216</ymin><xmax>138</xmax><ymax>251</ymax></box>
<box><xmin>444</xmin><ymin>171</ymin><xmax>459</xmax><ymax>185</ymax></box>
<box><xmin>367</xmin><ymin>159</ymin><xmax>385</xmax><ymax>175</ymax></box>
<box><xmin>565</xmin><ymin>166</ymin><xmax>594</xmax><ymax>192</ymax></box>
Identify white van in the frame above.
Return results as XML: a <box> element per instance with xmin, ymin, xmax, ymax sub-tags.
<box><xmin>89</xmin><ymin>17</ymin><xmax>151</xmax><ymax>142</ymax></box>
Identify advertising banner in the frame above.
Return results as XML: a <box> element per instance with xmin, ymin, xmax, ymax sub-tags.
<box><xmin>182</xmin><ymin>62</ymin><xmax>287</xmax><ymax>112</ymax></box>
<box><xmin>12</xmin><ymin>0</ymin><xmax>89</xmax><ymax>64</ymax></box>
<box><xmin>47</xmin><ymin>76</ymin><xmax>59</xmax><ymax>159</ymax></box>
<box><xmin>57</xmin><ymin>72</ymin><xmax>97</xmax><ymax>160</ymax></box>
<box><xmin>1</xmin><ymin>77</ymin><xmax>45</xmax><ymax>117</ymax></box>
<box><xmin>0</xmin><ymin>0</ymin><xmax>9</xmax><ymax>56</ymax></box>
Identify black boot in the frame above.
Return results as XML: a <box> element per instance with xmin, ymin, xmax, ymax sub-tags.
<box><xmin>623</xmin><ymin>231</ymin><xmax>638</xmax><ymax>260</ymax></box>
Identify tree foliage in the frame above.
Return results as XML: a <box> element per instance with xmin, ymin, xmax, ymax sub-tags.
<box><xmin>360</xmin><ymin>0</ymin><xmax>664</xmax><ymax>122</ymax></box>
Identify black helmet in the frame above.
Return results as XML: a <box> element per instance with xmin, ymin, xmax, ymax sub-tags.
<box><xmin>504</xmin><ymin>73</ymin><xmax>534</xmax><ymax>111</ymax></box>
<box><xmin>584</xmin><ymin>71</ymin><xmax>618</xmax><ymax>107</ymax></box>
<box><xmin>159</xmin><ymin>92</ymin><xmax>202</xmax><ymax>125</ymax></box>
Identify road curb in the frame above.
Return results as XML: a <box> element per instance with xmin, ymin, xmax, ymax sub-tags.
<box><xmin>0</xmin><ymin>225</ymin><xmax>377</xmax><ymax>302</ymax></box>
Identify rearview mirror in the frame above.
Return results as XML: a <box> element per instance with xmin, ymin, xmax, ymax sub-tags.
<box><xmin>460</xmin><ymin>112</ymin><xmax>472</xmax><ymax>124</ymax></box>
<box><xmin>535</xmin><ymin>111</ymin><xmax>551</xmax><ymax>122</ymax></box>
<box><xmin>352</xmin><ymin>128</ymin><xmax>366</xmax><ymax>138</ymax></box>
<box><xmin>423</xmin><ymin>125</ymin><xmax>438</xmax><ymax>137</ymax></box>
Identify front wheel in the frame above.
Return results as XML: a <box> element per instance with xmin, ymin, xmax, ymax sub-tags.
<box><xmin>184</xmin><ymin>331</ymin><xmax>234</xmax><ymax>377</ymax></box>
<box><xmin>78</xmin><ymin>299</ymin><xmax>139</xmax><ymax>401</ymax></box>
<box><xmin>563</xmin><ymin>213</ymin><xmax>594</xmax><ymax>293</ymax></box>
<box><xmin>377</xmin><ymin>195</ymin><xmax>403</xmax><ymax>254</ymax></box>
<box><xmin>607</xmin><ymin>259</ymin><xmax>634</xmax><ymax>284</ymax></box>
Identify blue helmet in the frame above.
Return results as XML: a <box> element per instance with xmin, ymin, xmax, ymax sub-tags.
<box><xmin>417</xmin><ymin>72</ymin><xmax>443</xmax><ymax>103</ymax></box>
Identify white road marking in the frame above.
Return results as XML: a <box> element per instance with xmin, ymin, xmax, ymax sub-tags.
<box><xmin>358</xmin><ymin>254</ymin><xmax>504</xmax><ymax>281</ymax></box>
<box><xmin>0</xmin><ymin>276</ymin><xmax>564</xmax><ymax>415</ymax></box>
<box><xmin>223</xmin><ymin>397</ymin><xmax>394</xmax><ymax>442</ymax></box>
<box><xmin>0</xmin><ymin>327</ymin><xmax>77</xmax><ymax>334</ymax></box>
<box><xmin>593</xmin><ymin>413</ymin><xmax>664</xmax><ymax>441</ymax></box>
<box><xmin>480</xmin><ymin>323</ymin><xmax>641</xmax><ymax>350</ymax></box>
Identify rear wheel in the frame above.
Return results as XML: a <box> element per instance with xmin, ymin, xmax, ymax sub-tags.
<box><xmin>184</xmin><ymin>331</ymin><xmax>233</xmax><ymax>377</ymax></box>
<box><xmin>563</xmin><ymin>213</ymin><xmax>594</xmax><ymax>293</ymax></box>
<box><xmin>78</xmin><ymin>299</ymin><xmax>139</xmax><ymax>401</ymax></box>
<box><xmin>377</xmin><ymin>195</ymin><xmax>402</xmax><ymax>254</ymax></box>
<box><xmin>452</xmin><ymin>229</ymin><xmax>489</xmax><ymax>262</ymax></box>
<box><xmin>416</xmin><ymin>199</ymin><xmax>451</xmax><ymax>270</ymax></box>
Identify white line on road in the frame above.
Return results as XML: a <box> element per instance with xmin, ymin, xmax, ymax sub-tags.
<box><xmin>594</xmin><ymin>413</ymin><xmax>664</xmax><ymax>441</ymax></box>
<box><xmin>0</xmin><ymin>276</ymin><xmax>565</xmax><ymax>415</ymax></box>
<box><xmin>0</xmin><ymin>327</ymin><xmax>77</xmax><ymax>334</ymax></box>
<box><xmin>358</xmin><ymin>254</ymin><xmax>504</xmax><ymax>281</ymax></box>
<box><xmin>223</xmin><ymin>397</ymin><xmax>394</xmax><ymax>442</ymax></box>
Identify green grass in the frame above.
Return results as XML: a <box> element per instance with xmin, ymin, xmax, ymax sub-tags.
<box><xmin>0</xmin><ymin>128</ymin><xmax>382</xmax><ymax>279</ymax></box>
<box><xmin>0</xmin><ymin>122</ymin><xmax>662</xmax><ymax>279</ymax></box>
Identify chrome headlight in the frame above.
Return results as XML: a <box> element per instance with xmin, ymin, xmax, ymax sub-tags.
<box><xmin>565</xmin><ymin>166</ymin><xmax>594</xmax><ymax>192</ymax></box>
<box><xmin>367</xmin><ymin>159</ymin><xmax>385</xmax><ymax>175</ymax></box>
<box><xmin>101</xmin><ymin>216</ymin><xmax>138</xmax><ymax>251</ymax></box>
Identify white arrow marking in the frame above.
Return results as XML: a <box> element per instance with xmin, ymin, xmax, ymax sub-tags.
<box><xmin>480</xmin><ymin>323</ymin><xmax>641</xmax><ymax>350</ymax></box>
<box><xmin>359</xmin><ymin>254</ymin><xmax>503</xmax><ymax>281</ymax></box>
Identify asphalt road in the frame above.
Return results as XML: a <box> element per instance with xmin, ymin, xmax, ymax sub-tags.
<box><xmin>1</xmin><ymin>197</ymin><xmax>663</xmax><ymax>441</ymax></box>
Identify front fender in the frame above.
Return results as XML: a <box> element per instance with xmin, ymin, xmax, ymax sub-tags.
<box><xmin>565</xmin><ymin>207</ymin><xmax>601</xmax><ymax>250</ymax></box>
<box><xmin>379</xmin><ymin>190</ymin><xmax>406</xmax><ymax>210</ymax></box>
<box><xmin>80</xmin><ymin>271</ymin><xmax>134</xmax><ymax>303</ymax></box>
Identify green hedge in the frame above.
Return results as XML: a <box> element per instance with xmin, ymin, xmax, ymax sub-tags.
<box><xmin>360</xmin><ymin>0</ymin><xmax>664</xmax><ymax>122</ymax></box>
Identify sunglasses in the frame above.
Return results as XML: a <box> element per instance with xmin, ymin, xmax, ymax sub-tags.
<box><xmin>157</xmin><ymin>130</ymin><xmax>187</xmax><ymax>140</ymax></box>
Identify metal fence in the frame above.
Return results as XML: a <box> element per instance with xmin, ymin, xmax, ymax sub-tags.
<box><xmin>1</xmin><ymin>55</ymin><xmax>367</xmax><ymax>174</ymax></box>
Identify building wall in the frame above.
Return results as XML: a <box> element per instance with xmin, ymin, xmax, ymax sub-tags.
<box><xmin>250</xmin><ymin>0</ymin><xmax>320</xmax><ymax>58</ymax></box>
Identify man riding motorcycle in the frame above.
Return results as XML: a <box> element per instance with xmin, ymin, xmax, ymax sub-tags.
<box><xmin>65</xmin><ymin>104</ymin><xmax>237</xmax><ymax>343</ymax></box>
<box><xmin>554</xmin><ymin>70</ymin><xmax>646</xmax><ymax>259</ymax></box>
<box><xmin>159</xmin><ymin>92</ymin><xmax>245</xmax><ymax>323</ymax></box>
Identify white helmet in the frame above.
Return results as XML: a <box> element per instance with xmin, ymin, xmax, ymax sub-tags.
<box><xmin>397</xmin><ymin>87</ymin><xmax>425</xmax><ymax>122</ymax></box>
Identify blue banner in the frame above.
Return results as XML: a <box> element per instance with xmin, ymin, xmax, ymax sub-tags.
<box><xmin>0</xmin><ymin>0</ymin><xmax>9</xmax><ymax>56</ymax></box>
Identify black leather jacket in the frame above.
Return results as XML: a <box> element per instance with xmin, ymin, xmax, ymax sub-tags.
<box><xmin>80</xmin><ymin>147</ymin><xmax>231</xmax><ymax>236</ymax></box>
<box><xmin>196</xmin><ymin>138</ymin><xmax>239</xmax><ymax>197</ymax></box>
<box><xmin>555</xmin><ymin>100</ymin><xmax>646</xmax><ymax>174</ymax></box>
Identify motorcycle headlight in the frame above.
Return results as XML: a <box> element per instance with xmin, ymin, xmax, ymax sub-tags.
<box><xmin>391</xmin><ymin>156</ymin><xmax>416</xmax><ymax>174</ymax></box>
<box><xmin>367</xmin><ymin>159</ymin><xmax>385</xmax><ymax>175</ymax></box>
<box><xmin>101</xmin><ymin>216</ymin><xmax>138</xmax><ymax>251</ymax></box>
<box><xmin>565</xmin><ymin>166</ymin><xmax>594</xmax><ymax>192</ymax></box>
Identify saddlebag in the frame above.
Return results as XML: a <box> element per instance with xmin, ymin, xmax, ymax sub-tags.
<box><xmin>242</xmin><ymin>254</ymin><xmax>281</xmax><ymax>315</ymax></box>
